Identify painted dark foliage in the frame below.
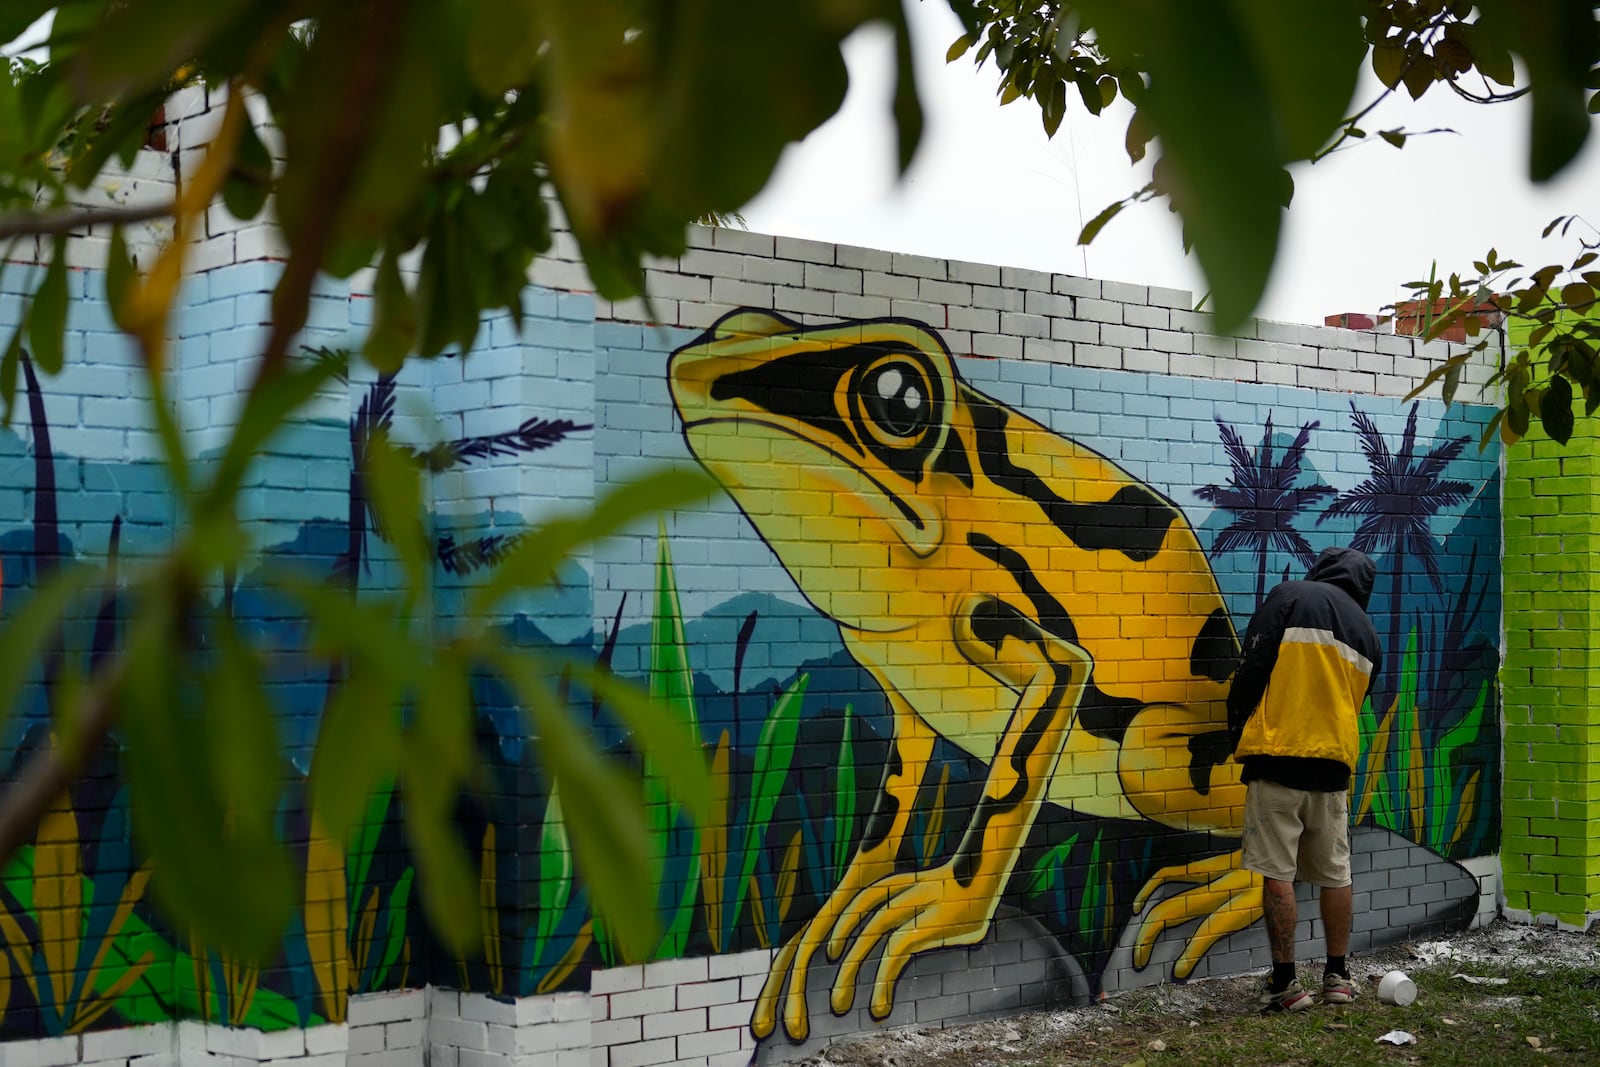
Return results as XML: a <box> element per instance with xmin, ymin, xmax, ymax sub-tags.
<box><xmin>1321</xmin><ymin>400</ymin><xmax>1472</xmax><ymax>690</ymax></box>
<box><xmin>1195</xmin><ymin>414</ymin><xmax>1335</xmax><ymax>608</ymax></box>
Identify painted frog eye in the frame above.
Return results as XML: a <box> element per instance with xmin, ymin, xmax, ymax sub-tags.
<box><xmin>858</xmin><ymin>357</ymin><xmax>935</xmax><ymax>444</ymax></box>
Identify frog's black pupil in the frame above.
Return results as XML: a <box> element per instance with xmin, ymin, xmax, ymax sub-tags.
<box><xmin>867</xmin><ymin>364</ymin><xmax>928</xmax><ymax>437</ymax></box>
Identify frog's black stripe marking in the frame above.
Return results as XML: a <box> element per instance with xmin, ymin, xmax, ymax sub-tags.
<box><xmin>858</xmin><ymin>746</ymin><xmax>904</xmax><ymax>853</ymax></box>
<box><xmin>967</xmin><ymin>397</ymin><xmax>1176</xmax><ymax>561</ymax></box>
<box><xmin>968</xmin><ymin>533</ymin><xmax>1143</xmax><ymax>742</ymax></box>
<box><xmin>1187</xmin><ymin>730</ymin><xmax>1235</xmax><ymax>795</ymax></box>
<box><xmin>932</xmin><ymin>426</ymin><xmax>974</xmax><ymax>488</ymax></box>
<box><xmin>709</xmin><ymin>342</ymin><xmax>943</xmax><ymax>486</ymax></box>
<box><xmin>950</xmin><ymin>598</ymin><xmax>1076</xmax><ymax>887</ymax></box>
<box><xmin>1191</xmin><ymin>608</ymin><xmax>1242</xmax><ymax>682</ymax></box>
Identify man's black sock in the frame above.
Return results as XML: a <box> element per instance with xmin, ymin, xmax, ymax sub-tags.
<box><xmin>1270</xmin><ymin>961</ymin><xmax>1298</xmax><ymax>993</ymax></box>
<box><xmin>1325</xmin><ymin>956</ymin><xmax>1348</xmax><ymax>979</ymax></box>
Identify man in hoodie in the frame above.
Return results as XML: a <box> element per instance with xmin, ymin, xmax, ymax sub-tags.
<box><xmin>1228</xmin><ymin>546</ymin><xmax>1380</xmax><ymax>1012</ymax></box>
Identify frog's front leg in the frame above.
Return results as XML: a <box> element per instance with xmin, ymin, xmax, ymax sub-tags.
<box><xmin>824</xmin><ymin>596</ymin><xmax>1090</xmax><ymax>1022</ymax></box>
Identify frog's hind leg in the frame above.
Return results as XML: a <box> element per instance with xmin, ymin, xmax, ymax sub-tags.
<box><xmin>750</xmin><ymin>696</ymin><xmax>936</xmax><ymax>1043</ymax></box>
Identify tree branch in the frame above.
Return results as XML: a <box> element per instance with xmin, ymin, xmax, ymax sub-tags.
<box><xmin>0</xmin><ymin>657</ymin><xmax>125</xmax><ymax>863</ymax></box>
<box><xmin>0</xmin><ymin>201</ymin><xmax>177</xmax><ymax>242</ymax></box>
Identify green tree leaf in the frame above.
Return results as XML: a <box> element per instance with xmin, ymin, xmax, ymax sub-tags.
<box><xmin>27</xmin><ymin>235</ymin><xmax>68</xmax><ymax>375</ymax></box>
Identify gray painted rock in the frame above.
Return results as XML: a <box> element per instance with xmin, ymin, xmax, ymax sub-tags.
<box><xmin>755</xmin><ymin>907</ymin><xmax>1090</xmax><ymax>1064</ymax></box>
<box><xmin>1100</xmin><ymin>826</ymin><xmax>1482</xmax><ymax>993</ymax></box>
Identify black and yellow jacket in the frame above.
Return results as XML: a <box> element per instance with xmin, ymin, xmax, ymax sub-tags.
<box><xmin>1227</xmin><ymin>546</ymin><xmax>1381</xmax><ymax>792</ymax></box>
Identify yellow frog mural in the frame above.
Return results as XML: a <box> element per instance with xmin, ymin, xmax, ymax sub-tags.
<box><xmin>669</xmin><ymin>309</ymin><xmax>1264</xmax><ymax>1042</ymax></box>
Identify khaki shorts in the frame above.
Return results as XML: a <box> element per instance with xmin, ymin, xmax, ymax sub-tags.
<box><xmin>1240</xmin><ymin>779</ymin><xmax>1352</xmax><ymax>888</ymax></box>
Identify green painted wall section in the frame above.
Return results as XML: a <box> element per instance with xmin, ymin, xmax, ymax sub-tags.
<box><xmin>1502</xmin><ymin>412</ymin><xmax>1600</xmax><ymax>924</ymax></box>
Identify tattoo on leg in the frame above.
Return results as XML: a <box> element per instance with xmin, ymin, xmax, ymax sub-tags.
<box><xmin>1262</xmin><ymin>880</ymin><xmax>1298</xmax><ymax>964</ymax></box>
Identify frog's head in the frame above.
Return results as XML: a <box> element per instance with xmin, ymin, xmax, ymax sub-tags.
<box><xmin>671</xmin><ymin>310</ymin><xmax>960</xmax><ymax>628</ymax></box>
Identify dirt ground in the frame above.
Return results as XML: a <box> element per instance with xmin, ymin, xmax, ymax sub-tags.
<box><xmin>793</xmin><ymin>920</ymin><xmax>1600</xmax><ymax>1066</ymax></box>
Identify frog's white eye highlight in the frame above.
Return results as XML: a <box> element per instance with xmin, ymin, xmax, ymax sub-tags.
<box><xmin>860</xmin><ymin>357</ymin><xmax>934</xmax><ymax>443</ymax></box>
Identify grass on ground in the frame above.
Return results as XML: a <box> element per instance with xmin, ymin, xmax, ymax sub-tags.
<box><xmin>1012</xmin><ymin>964</ymin><xmax>1600</xmax><ymax>1067</ymax></box>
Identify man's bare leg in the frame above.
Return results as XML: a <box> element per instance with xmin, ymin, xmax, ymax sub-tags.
<box><xmin>1321</xmin><ymin>883</ymin><xmax>1352</xmax><ymax>960</ymax></box>
<box><xmin>1262</xmin><ymin>877</ymin><xmax>1299</xmax><ymax>963</ymax></box>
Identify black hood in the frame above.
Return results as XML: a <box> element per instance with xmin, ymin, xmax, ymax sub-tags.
<box><xmin>1304</xmin><ymin>546</ymin><xmax>1376</xmax><ymax>610</ymax></box>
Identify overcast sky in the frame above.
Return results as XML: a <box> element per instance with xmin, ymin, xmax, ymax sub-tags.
<box><xmin>742</xmin><ymin>2</ymin><xmax>1600</xmax><ymax>329</ymax></box>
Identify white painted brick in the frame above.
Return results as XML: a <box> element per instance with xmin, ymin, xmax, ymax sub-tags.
<box><xmin>742</xmin><ymin>256</ymin><xmax>804</xmax><ymax>286</ymax></box>
<box><xmin>1147</xmin><ymin>283</ymin><xmax>1192</xmax><ymax>308</ymax></box>
<box><xmin>387</xmin><ymin>1019</ymin><xmax>426</xmax><ymax>1050</ymax></box>
<box><xmin>706</xmin><ymin>1002</ymin><xmax>752</xmax><ymax>1031</ymax></box>
<box><xmin>949</xmin><ymin>259</ymin><xmax>1001</xmax><ymax>285</ymax></box>
<box><xmin>431</xmin><ymin>1018</ymin><xmax>491</xmax><ymax>1050</ymax></box>
<box><xmin>1168</xmin><ymin>308</ymin><xmax>1210</xmax><ymax>332</ymax></box>
<box><xmin>82</xmin><ymin>1024</ymin><xmax>171</xmax><ymax>1060</ymax></box>
<box><xmin>707</xmin><ymin>951</ymin><xmax>772</xmax><ymax>980</ymax></box>
<box><xmin>892</xmin><ymin>252</ymin><xmax>946</xmax><ymax>279</ymax></box>
<box><xmin>591</xmin><ymin>1017</ymin><xmax>642</xmax><ymax>1047</ymax></box>
<box><xmin>1076</xmin><ymin>297</ymin><xmax>1123</xmax><ymax>324</ymax></box>
<box><xmin>2</xmin><ymin>1036</ymin><xmax>81</xmax><ymax>1067</ymax></box>
<box><xmin>773</xmin><ymin>285</ymin><xmax>835</xmax><ymax>317</ymax></box>
<box><xmin>645</xmin><ymin>270</ymin><xmax>711</xmax><ymax>302</ymax></box>
<box><xmin>678</xmin><ymin>249</ymin><xmax>747</xmax><ymax>278</ymax></box>
<box><xmin>1000</xmin><ymin>311</ymin><xmax>1049</xmax><ymax>338</ymax></box>
<box><xmin>739</xmin><ymin>974</ymin><xmax>768</xmax><ymax>1000</ymax></box>
<box><xmin>677</xmin><ymin>979</ymin><xmax>742</xmax><ymax>1009</ymax></box>
<box><xmin>973</xmin><ymin>333</ymin><xmax>1022</xmax><ymax>359</ymax></box>
<box><xmin>129</xmin><ymin>1055</ymin><xmax>178</xmax><ymax>1067</ymax></box>
<box><xmin>711</xmin><ymin>228</ymin><xmax>774</xmax><ymax>256</ymax></box>
<box><xmin>531</xmin><ymin>259</ymin><xmax>594</xmax><ymax>291</ymax></box>
<box><xmin>1256</xmin><ymin>359</ymin><xmax>1299</xmax><ymax>385</ymax></box>
<box><xmin>553</xmin><ymin>995</ymin><xmax>591</xmax><ymax>1024</ymax></box>
<box><xmin>864</xmin><ymin>270</ymin><xmax>918</xmax><ymax>299</ymax></box>
<box><xmin>1023</xmin><ymin>336</ymin><xmax>1072</xmax><ymax>364</ymax></box>
<box><xmin>348</xmin><ymin>1024</ymin><xmax>386</xmax><ymax>1055</ymax></box>
<box><xmin>834</xmin><ymin>293</ymin><xmax>892</xmax><ymax>319</ymax></box>
<box><xmin>1336</xmin><ymin>369</ymin><xmax>1378</xmax><ymax>392</ymax></box>
<box><xmin>461</xmin><ymin>994</ymin><xmax>520</xmax><ymax>1026</ymax></box>
<box><xmin>1148</xmin><ymin>328</ymin><xmax>1193</xmax><ymax>353</ymax></box>
<box><xmin>678</xmin><ymin>1029</ymin><xmax>742</xmax><ymax>1059</ymax></box>
<box><xmin>1000</xmin><ymin>265</ymin><xmax>1051</xmax><ymax>291</ymax></box>
<box><xmin>836</xmin><ymin>244</ymin><xmax>893</xmax><ymax>271</ymax></box>
<box><xmin>678</xmin><ymin>301</ymin><xmax>739</xmax><ymax>329</ymax></box>
<box><xmin>348</xmin><ymin>989</ymin><xmax>426</xmax><ymax>1026</ymax></box>
<box><xmin>608</xmin><ymin>985</ymin><xmax>676</xmax><ymax>1019</ymax></box>
<box><xmin>1297</xmin><ymin>366</ymin><xmax>1338</xmax><ymax>389</ymax></box>
<box><xmin>1375</xmin><ymin>333</ymin><xmax>1415</xmax><ymax>357</ymax></box>
<box><xmin>1052</xmin><ymin>273</ymin><xmax>1100</xmax><ymax>298</ymax></box>
<box><xmin>804</xmin><ymin>263</ymin><xmax>863</xmax><ymax>294</ymax></box>
<box><xmin>1023</xmin><ymin>290</ymin><xmax>1072</xmax><ymax>317</ymax></box>
<box><xmin>550</xmin><ymin>1052</ymin><xmax>590</xmax><ymax>1067</ymax></box>
<box><xmin>430</xmin><ymin>1045</ymin><xmax>461</xmax><ymax>1067</ymax></box>
<box><xmin>709</xmin><ymin>1052</ymin><xmax>755</xmax><ymax>1067</ymax></box>
<box><xmin>972</xmin><ymin>284</ymin><xmax>1024</xmax><ymax>311</ymax></box>
<box><xmin>949</xmin><ymin>305</ymin><xmax>998</xmax><ymax>332</ymax></box>
<box><xmin>461</xmin><ymin>1048</ymin><xmax>515</xmax><ymax>1067</ymax></box>
<box><xmin>234</xmin><ymin>223</ymin><xmax>288</xmax><ymax>261</ymax></box>
<box><xmin>709</xmin><ymin>274</ymin><xmax>770</xmax><ymax>308</ymax></box>
<box><xmin>1101</xmin><ymin>323</ymin><xmax>1147</xmax><ymax>348</ymax></box>
<box><xmin>919</xmin><ymin>278</ymin><xmax>972</xmax><ymax>305</ymax></box>
<box><xmin>304</xmin><ymin>1024</ymin><xmax>349</xmax><ymax>1055</ymax></box>
<box><xmin>609</xmin><ymin>1037</ymin><xmax>677</xmax><ymax>1067</ymax></box>
<box><xmin>776</xmin><ymin>236</ymin><xmax>835</xmax><ymax>263</ymax></box>
<box><xmin>890</xmin><ymin>299</ymin><xmax>946</xmax><ymax>324</ymax></box>
<box><xmin>1123</xmin><ymin>303</ymin><xmax>1170</xmax><ymax>329</ymax></box>
<box><xmin>1100</xmin><ymin>279</ymin><xmax>1147</xmax><ymax>303</ymax></box>
<box><xmin>643</xmin><ymin>1007</ymin><xmax>707</xmax><ymax>1040</ymax></box>
<box><xmin>1075</xmin><ymin>344</ymin><xmax>1123</xmax><ymax>369</ymax></box>
<box><xmin>351</xmin><ymin>1053</ymin><xmax>422</xmax><ymax>1067</ymax></box>
<box><xmin>1051</xmin><ymin>317</ymin><xmax>1098</xmax><ymax>344</ymax></box>
<box><xmin>1124</xmin><ymin>348</ymin><xmax>1169</xmax><ymax>374</ymax></box>
<box><xmin>1194</xmin><ymin>333</ymin><xmax>1237</xmax><ymax>359</ymax></box>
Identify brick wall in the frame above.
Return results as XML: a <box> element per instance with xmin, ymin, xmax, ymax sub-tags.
<box><xmin>0</xmin><ymin>85</ymin><xmax>1515</xmax><ymax>1064</ymax></box>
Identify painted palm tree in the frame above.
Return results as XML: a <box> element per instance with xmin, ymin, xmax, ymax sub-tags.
<box><xmin>1319</xmin><ymin>400</ymin><xmax>1472</xmax><ymax>681</ymax></box>
<box><xmin>1195</xmin><ymin>414</ymin><xmax>1335</xmax><ymax>609</ymax></box>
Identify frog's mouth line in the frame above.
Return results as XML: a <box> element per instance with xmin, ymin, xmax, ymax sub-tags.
<box><xmin>680</xmin><ymin>414</ymin><xmax>943</xmax><ymax>559</ymax></box>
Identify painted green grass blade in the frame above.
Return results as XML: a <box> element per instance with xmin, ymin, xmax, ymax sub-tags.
<box><xmin>374</xmin><ymin>867</ymin><xmax>412</xmax><ymax>988</ymax></box>
<box><xmin>1024</xmin><ymin>834</ymin><xmax>1078</xmax><ymax>897</ymax></box>
<box><xmin>732</xmin><ymin>675</ymin><xmax>808</xmax><ymax>932</ymax></box>
<box><xmin>1077</xmin><ymin>831</ymin><xmax>1104</xmax><ymax>939</ymax></box>
<box><xmin>831</xmin><ymin>705</ymin><xmax>855</xmax><ymax>881</ymax></box>
<box><xmin>534</xmin><ymin>786</ymin><xmax>574</xmax><ymax>969</ymax></box>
